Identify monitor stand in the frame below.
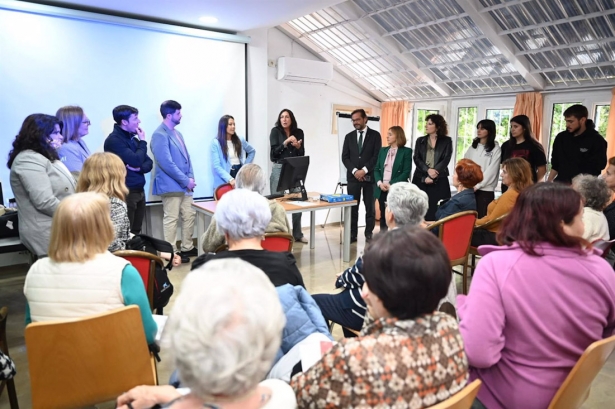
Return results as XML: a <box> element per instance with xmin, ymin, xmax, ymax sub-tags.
<box><xmin>296</xmin><ymin>180</ymin><xmax>308</xmax><ymax>201</ymax></box>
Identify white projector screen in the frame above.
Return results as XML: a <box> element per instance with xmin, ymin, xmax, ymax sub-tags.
<box><xmin>0</xmin><ymin>3</ymin><xmax>247</xmax><ymax>201</ymax></box>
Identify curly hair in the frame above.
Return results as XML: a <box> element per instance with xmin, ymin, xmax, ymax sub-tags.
<box><xmin>572</xmin><ymin>174</ymin><xmax>612</xmax><ymax>211</ymax></box>
<box><xmin>7</xmin><ymin>114</ymin><xmax>60</xmax><ymax>169</ymax></box>
<box><xmin>425</xmin><ymin>114</ymin><xmax>448</xmax><ymax>137</ymax></box>
<box><xmin>455</xmin><ymin>159</ymin><xmax>483</xmax><ymax>189</ymax></box>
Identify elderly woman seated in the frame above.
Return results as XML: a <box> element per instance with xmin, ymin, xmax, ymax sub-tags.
<box><xmin>194</xmin><ymin>188</ymin><xmax>304</xmax><ymax>288</ymax></box>
<box><xmin>291</xmin><ymin>227</ymin><xmax>469</xmax><ymax>407</ymax></box>
<box><xmin>117</xmin><ymin>258</ymin><xmax>297</xmax><ymax>409</ymax></box>
<box><xmin>201</xmin><ymin>164</ymin><xmax>291</xmax><ymax>252</ymax></box>
<box><xmin>23</xmin><ymin>192</ymin><xmax>156</xmax><ymax>344</ymax></box>
<box><xmin>572</xmin><ymin>174</ymin><xmax>610</xmax><ymax>242</ymax></box>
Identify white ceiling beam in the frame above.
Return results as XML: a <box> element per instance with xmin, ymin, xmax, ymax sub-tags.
<box><xmin>424</xmin><ymin>55</ymin><xmax>506</xmax><ymax>69</ymax></box>
<box><xmin>382</xmin><ymin>13</ymin><xmax>469</xmax><ymax>37</ymax></box>
<box><xmin>336</xmin><ymin>1</ymin><xmax>450</xmax><ymax>97</ymax></box>
<box><xmin>479</xmin><ymin>0</ymin><xmax>534</xmax><ymax>13</ymax></box>
<box><xmin>499</xmin><ymin>9</ymin><xmax>615</xmax><ymax>36</ymax></box>
<box><xmin>515</xmin><ymin>37</ymin><xmax>614</xmax><ymax>56</ymax></box>
<box><xmin>456</xmin><ymin>0</ymin><xmax>545</xmax><ymax>90</ymax></box>
<box><xmin>530</xmin><ymin>60</ymin><xmax>615</xmax><ymax>74</ymax></box>
<box><xmin>403</xmin><ymin>35</ymin><xmax>487</xmax><ymax>53</ymax></box>
<box><xmin>362</xmin><ymin>0</ymin><xmax>423</xmax><ymax>18</ymax></box>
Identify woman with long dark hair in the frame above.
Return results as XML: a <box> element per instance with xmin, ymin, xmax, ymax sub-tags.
<box><xmin>459</xmin><ymin>183</ymin><xmax>615</xmax><ymax>409</ymax></box>
<box><xmin>8</xmin><ymin>114</ymin><xmax>76</xmax><ymax>256</ymax></box>
<box><xmin>269</xmin><ymin>108</ymin><xmax>306</xmax><ymax>243</ymax></box>
<box><xmin>464</xmin><ymin>119</ymin><xmax>502</xmax><ymax>217</ymax></box>
<box><xmin>210</xmin><ymin>115</ymin><xmax>255</xmax><ymax>190</ymax></box>
<box><xmin>411</xmin><ymin>114</ymin><xmax>453</xmax><ymax>220</ymax></box>
<box><xmin>500</xmin><ymin>115</ymin><xmax>546</xmax><ymax>192</ymax></box>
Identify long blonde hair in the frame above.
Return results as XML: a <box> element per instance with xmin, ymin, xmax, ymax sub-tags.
<box><xmin>77</xmin><ymin>152</ymin><xmax>128</xmax><ymax>200</ymax></box>
<box><xmin>48</xmin><ymin>192</ymin><xmax>115</xmax><ymax>262</ymax></box>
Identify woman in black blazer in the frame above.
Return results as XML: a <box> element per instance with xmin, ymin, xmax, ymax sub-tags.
<box><xmin>269</xmin><ymin>108</ymin><xmax>306</xmax><ymax>243</ymax></box>
<box><xmin>412</xmin><ymin>114</ymin><xmax>453</xmax><ymax>220</ymax></box>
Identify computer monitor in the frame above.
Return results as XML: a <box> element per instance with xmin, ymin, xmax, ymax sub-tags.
<box><xmin>277</xmin><ymin>156</ymin><xmax>310</xmax><ymax>201</ymax></box>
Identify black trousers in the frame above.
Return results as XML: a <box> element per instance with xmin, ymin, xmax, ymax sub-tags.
<box><xmin>475</xmin><ymin>190</ymin><xmax>495</xmax><ymax>219</ymax></box>
<box><xmin>126</xmin><ymin>189</ymin><xmax>146</xmax><ymax>235</ymax></box>
<box><xmin>471</xmin><ymin>229</ymin><xmax>498</xmax><ymax>247</ymax></box>
<box><xmin>377</xmin><ymin>190</ymin><xmax>388</xmax><ymax>232</ymax></box>
<box><xmin>312</xmin><ymin>293</ymin><xmax>363</xmax><ymax>338</ymax></box>
<box><xmin>415</xmin><ymin>177</ymin><xmax>451</xmax><ymax>221</ymax></box>
<box><xmin>347</xmin><ymin>180</ymin><xmax>375</xmax><ymax>238</ymax></box>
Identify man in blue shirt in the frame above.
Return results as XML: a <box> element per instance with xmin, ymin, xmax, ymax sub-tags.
<box><xmin>151</xmin><ymin>100</ymin><xmax>197</xmax><ymax>261</ymax></box>
<box><xmin>104</xmin><ymin>105</ymin><xmax>153</xmax><ymax>234</ymax></box>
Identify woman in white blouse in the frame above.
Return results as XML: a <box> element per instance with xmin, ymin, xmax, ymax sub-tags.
<box><xmin>572</xmin><ymin>174</ymin><xmax>610</xmax><ymax>242</ymax></box>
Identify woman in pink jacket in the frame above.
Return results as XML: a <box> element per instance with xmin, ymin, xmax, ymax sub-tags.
<box><xmin>459</xmin><ymin>182</ymin><xmax>615</xmax><ymax>409</ymax></box>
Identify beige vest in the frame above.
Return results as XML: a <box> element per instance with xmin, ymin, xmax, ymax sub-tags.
<box><xmin>24</xmin><ymin>252</ymin><xmax>129</xmax><ymax>322</ymax></box>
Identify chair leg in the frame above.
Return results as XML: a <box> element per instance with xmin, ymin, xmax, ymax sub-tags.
<box><xmin>462</xmin><ymin>261</ymin><xmax>468</xmax><ymax>295</ymax></box>
<box><xmin>7</xmin><ymin>378</ymin><xmax>19</xmax><ymax>409</ymax></box>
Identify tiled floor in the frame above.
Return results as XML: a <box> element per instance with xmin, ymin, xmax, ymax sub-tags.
<box><xmin>0</xmin><ymin>225</ymin><xmax>614</xmax><ymax>408</ymax></box>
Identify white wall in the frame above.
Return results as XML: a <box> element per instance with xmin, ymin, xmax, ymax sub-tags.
<box><xmin>266</xmin><ymin>28</ymin><xmax>381</xmax><ymax>226</ymax></box>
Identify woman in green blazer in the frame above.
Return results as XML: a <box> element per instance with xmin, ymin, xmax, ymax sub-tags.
<box><xmin>374</xmin><ymin>126</ymin><xmax>413</xmax><ymax>232</ymax></box>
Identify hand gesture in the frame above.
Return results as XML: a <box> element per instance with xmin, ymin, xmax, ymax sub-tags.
<box><xmin>354</xmin><ymin>169</ymin><xmax>366</xmax><ymax>180</ymax></box>
<box><xmin>425</xmin><ymin>177</ymin><xmax>434</xmax><ymax>185</ymax></box>
<box><xmin>187</xmin><ymin>178</ymin><xmax>196</xmax><ymax>191</ymax></box>
<box><xmin>291</xmin><ymin>138</ymin><xmax>302</xmax><ymax>149</ymax></box>
<box><xmin>229</xmin><ymin>179</ymin><xmax>236</xmax><ymax>187</ymax></box>
<box><xmin>427</xmin><ymin>168</ymin><xmax>439</xmax><ymax>179</ymax></box>
<box><xmin>136</xmin><ymin>127</ymin><xmax>146</xmax><ymax>141</ymax></box>
<box><xmin>116</xmin><ymin>385</ymin><xmax>180</xmax><ymax>409</ymax></box>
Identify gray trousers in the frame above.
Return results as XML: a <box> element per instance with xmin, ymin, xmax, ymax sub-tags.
<box><xmin>271</xmin><ymin>163</ymin><xmax>303</xmax><ymax>240</ymax></box>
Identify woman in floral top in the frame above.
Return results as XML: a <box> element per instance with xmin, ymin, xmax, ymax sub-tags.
<box><xmin>291</xmin><ymin>227</ymin><xmax>469</xmax><ymax>408</ymax></box>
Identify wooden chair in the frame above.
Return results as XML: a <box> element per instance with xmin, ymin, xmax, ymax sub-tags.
<box><xmin>25</xmin><ymin>306</ymin><xmax>157</xmax><ymax>409</ymax></box>
<box><xmin>0</xmin><ymin>307</ymin><xmax>19</xmax><ymax>409</ymax></box>
<box><xmin>428</xmin><ymin>211</ymin><xmax>478</xmax><ymax>295</ymax></box>
<box><xmin>214</xmin><ymin>183</ymin><xmax>234</xmax><ymax>201</ymax></box>
<box><xmin>114</xmin><ymin>250</ymin><xmax>164</xmax><ymax>313</ymax></box>
<box><xmin>262</xmin><ymin>232</ymin><xmax>294</xmax><ymax>252</ymax></box>
<box><xmin>467</xmin><ymin>213</ymin><xmax>509</xmax><ymax>278</ymax></box>
<box><xmin>547</xmin><ymin>334</ymin><xmax>615</xmax><ymax>409</ymax></box>
<box><xmin>427</xmin><ymin>379</ymin><xmax>482</xmax><ymax>409</ymax></box>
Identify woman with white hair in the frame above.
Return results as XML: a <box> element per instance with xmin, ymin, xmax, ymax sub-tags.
<box><xmin>311</xmin><ymin>182</ymin><xmax>431</xmax><ymax>336</ymax></box>
<box><xmin>201</xmin><ymin>164</ymin><xmax>291</xmax><ymax>253</ymax></box>
<box><xmin>195</xmin><ymin>188</ymin><xmax>304</xmax><ymax>288</ymax></box>
<box><xmin>117</xmin><ymin>258</ymin><xmax>297</xmax><ymax>409</ymax></box>
<box><xmin>572</xmin><ymin>174</ymin><xmax>610</xmax><ymax>242</ymax></box>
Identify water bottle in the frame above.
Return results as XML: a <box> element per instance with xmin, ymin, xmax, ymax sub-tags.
<box><xmin>8</xmin><ymin>198</ymin><xmax>16</xmax><ymax>209</ymax></box>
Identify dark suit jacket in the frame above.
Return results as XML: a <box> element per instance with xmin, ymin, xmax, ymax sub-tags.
<box><xmin>412</xmin><ymin>135</ymin><xmax>453</xmax><ymax>184</ymax></box>
<box><xmin>373</xmin><ymin>146</ymin><xmax>413</xmax><ymax>199</ymax></box>
<box><xmin>341</xmin><ymin>127</ymin><xmax>382</xmax><ymax>183</ymax></box>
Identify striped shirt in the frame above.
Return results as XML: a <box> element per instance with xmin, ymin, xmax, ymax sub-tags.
<box><xmin>335</xmin><ymin>256</ymin><xmax>367</xmax><ymax>320</ymax></box>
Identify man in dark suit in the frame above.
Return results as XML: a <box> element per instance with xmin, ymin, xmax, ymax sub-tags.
<box><xmin>341</xmin><ymin>109</ymin><xmax>382</xmax><ymax>242</ymax></box>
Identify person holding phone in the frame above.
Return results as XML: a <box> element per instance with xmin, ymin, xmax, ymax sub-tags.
<box><xmin>104</xmin><ymin>105</ymin><xmax>153</xmax><ymax>235</ymax></box>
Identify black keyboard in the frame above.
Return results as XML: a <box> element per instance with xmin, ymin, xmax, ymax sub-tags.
<box><xmin>265</xmin><ymin>193</ymin><xmax>284</xmax><ymax>200</ymax></box>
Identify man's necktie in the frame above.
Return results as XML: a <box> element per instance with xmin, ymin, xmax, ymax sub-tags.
<box><xmin>358</xmin><ymin>131</ymin><xmax>364</xmax><ymax>152</ymax></box>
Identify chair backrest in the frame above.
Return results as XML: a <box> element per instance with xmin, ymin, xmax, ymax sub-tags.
<box><xmin>0</xmin><ymin>306</ymin><xmax>8</xmax><ymax>355</ymax></box>
<box><xmin>114</xmin><ymin>250</ymin><xmax>164</xmax><ymax>310</ymax></box>
<box><xmin>547</xmin><ymin>334</ymin><xmax>615</xmax><ymax>409</ymax></box>
<box><xmin>430</xmin><ymin>211</ymin><xmax>477</xmax><ymax>265</ymax></box>
<box><xmin>261</xmin><ymin>232</ymin><xmax>294</xmax><ymax>252</ymax></box>
<box><xmin>427</xmin><ymin>379</ymin><xmax>482</xmax><ymax>409</ymax></box>
<box><xmin>214</xmin><ymin>183</ymin><xmax>234</xmax><ymax>201</ymax></box>
<box><xmin>476</xmin><ymin>212</ymin><xmax>509</xmax><ymax>232</ymax></box>
<box><xmin>25</xmin><ymin>306</ymin><xmax>156</xmax><ymax>409</ymax></box>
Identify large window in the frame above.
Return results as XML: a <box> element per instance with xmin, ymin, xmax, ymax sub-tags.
<box><xmin>415</xmin><ymin>109</ymin><xmax>439</xmax><ymax>140</ymax></box>
<box><xmin>594</xmin><ymin>105</ymin><xmax>610</xmax><ymax>137</ymax></box>
<box><xmin>486</xmin><ymin>108</ymin><xmax>513</xmax><ymax>146</ymax></box>
<box><xmin>548</xmin><ymin>102</ymin><xmax>581</xmax><ymax>158</ymax></box>
<box><xmin>456</xmin><ymin>107</ymin><xmax>478</xmax><ymax>162</ymax></box>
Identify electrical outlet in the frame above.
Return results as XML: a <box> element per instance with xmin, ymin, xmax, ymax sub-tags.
<box><xmin>268</xmin><ymin>59</ymin><xmax>276</xmax><ymax>67</ymax></box>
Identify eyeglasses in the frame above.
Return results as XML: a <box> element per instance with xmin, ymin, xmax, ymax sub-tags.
<box><xmin>82</xmin><ymin>120</ymin><xmax>91</xmax><ymax>125</ymax></box>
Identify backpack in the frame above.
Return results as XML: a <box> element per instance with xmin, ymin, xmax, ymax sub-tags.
<box><xmin>126</xmin><ymin>234</ymin><xmax>174</xmax><ymax>313</ymax></box>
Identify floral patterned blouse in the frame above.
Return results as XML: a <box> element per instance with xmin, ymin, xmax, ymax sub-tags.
<box><xmin>291</xmin><ymin>311</ymin><xmax>468</xmax><ymax>408</ymax></box>
<box><xmin>108</xmin><ymin>196</ymin><xmax>130</xmax><ymax>252</ymax></box>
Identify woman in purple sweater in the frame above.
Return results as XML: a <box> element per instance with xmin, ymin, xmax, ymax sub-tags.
<box><xmin>459</xmin><ymin>183</ymin><xmax>615</xmax><ymax>409</ymax></box>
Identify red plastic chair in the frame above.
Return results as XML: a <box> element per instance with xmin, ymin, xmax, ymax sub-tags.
<box><xmin>261</xmin><ymin>232</ymin><xmax>294</xmax><ymax>252</ymax></box>
<box><xmin>214</xmin><ymin>183</ymin><xmax>234</xmax><ymax>201</ymax></box>
<box><xmin>114</xmin><ymin>250</ymin><xmax>164</xmax><ymax>312</ymax></box>
<box><xmin>428</xmin><ymin>211</ymin><xmax>478</xmax><ymax>295</ymax></box>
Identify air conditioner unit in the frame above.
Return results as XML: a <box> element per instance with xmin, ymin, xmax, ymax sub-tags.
<box><xmin>277</xmin><ymin>57</ymin><xmax>333</xmax><ymax>85</ymax></box>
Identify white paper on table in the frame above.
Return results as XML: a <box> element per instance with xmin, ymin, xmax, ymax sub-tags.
<box><xmin>153</xmin><ymin>314</ymin><xmax>168</xmax><ymax>342</ymax></box>
<box><xmin>287</xmin><ymin>201</ymin><xmax>317</xmax><ymax>207</ymax></box>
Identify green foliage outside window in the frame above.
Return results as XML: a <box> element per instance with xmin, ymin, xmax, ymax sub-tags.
<box><xmin>486</xmin><ymin>109</ymin><xmax>513</xmax><ymax>147</ymax></box>
<box><xmin>415</xmin><ymin>109</ymin><xmax>439</xmax><ymax>140</ymax></box>
<box><xmin>455</xmin><ymin>107</ymin><xmax>478</xmax><ymax>162</ymax></box>
<box><xmin>595</xmin><ymin>105</ymin><xmax>610</xmax><ymax>137</ymax></box>
<box><xmin>548</xmin><ymin>102</ymin><xmax>580</xmax><ymax>159</ymax></box>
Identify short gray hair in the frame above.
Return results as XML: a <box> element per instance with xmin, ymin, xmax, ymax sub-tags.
<box><xmin>572</xmin><ymin>174</ymin><xmax>611</xmax><ymax>211</ymax></box>
<box><xmin>215</xmin><ymin>188</ymin><xmax>271</xmax><ymax>240</ymax></box>
<box><xmin>163</xmin><ymin>259</ymin><xmax>285</xmax><ymax>400</ymax></box>
<box><xmin>387</xmin><ymin>182</ymin><xmax>429</xmax><ymax>227</ymax></box>
<box><xmin>235</xmin><ymin>164</ymin><xmax>267</xmax><ymax>195</ymax></box>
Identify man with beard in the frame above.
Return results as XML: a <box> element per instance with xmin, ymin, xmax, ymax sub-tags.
<box><xmin>341</xmin><ymin>109</ymin><xmax>382</xmax><ymax>243</ymax></box>
<box><xmin>151</xmin><ymin>100</ymin><xmax>197</xmax><ymax>262</ymax></box>
<box><xmin>548</xmin><ymin>104</ymin><xmax>607</xmax><ymax>184</ymax></box>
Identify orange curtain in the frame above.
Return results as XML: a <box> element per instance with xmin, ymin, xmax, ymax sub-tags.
<box><xmin>380</xmin><ymin>101</ymin><xmax>411</xmax><ymax>147</ymax></box>
<box><xmin>605</xmin><ymin>88</ymin><xmax>615</xmax><ymax>164</ymax></box>
<box><xmin>513</xmin><ymin>92</ymin><xmax>543</xmax><ymax>141</ymax></box>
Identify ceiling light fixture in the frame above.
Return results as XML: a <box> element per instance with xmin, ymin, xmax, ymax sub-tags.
<box><xmin>199</xmin><ymin>16</ymin><xmax>218</xmax><ymax>24</ymax></box>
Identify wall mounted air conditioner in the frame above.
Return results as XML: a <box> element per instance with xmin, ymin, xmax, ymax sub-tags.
<box><xmin>276</xmin><ymin>57</ymin><xmax>333</xmax><ymax>85</ymax></box>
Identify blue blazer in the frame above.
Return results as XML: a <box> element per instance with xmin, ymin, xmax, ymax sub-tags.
<box><xmin>57</xmin><ymin>139</ymin><xmax>91</xmax><ymax>173</ymax></box>
<box><xmin>210</xmin><ymin>137</ymin><xmax>255</xmax><ymax>188</ymax></box>
<box><xmin>435</xmin><ymin>189</ymin><xmax>477</xmax><ymax>221</ymax></box>
<box><xmin>150</xmin><ymin>123</ymin><xmax>194</xmax><ymax>195</ymax></box>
